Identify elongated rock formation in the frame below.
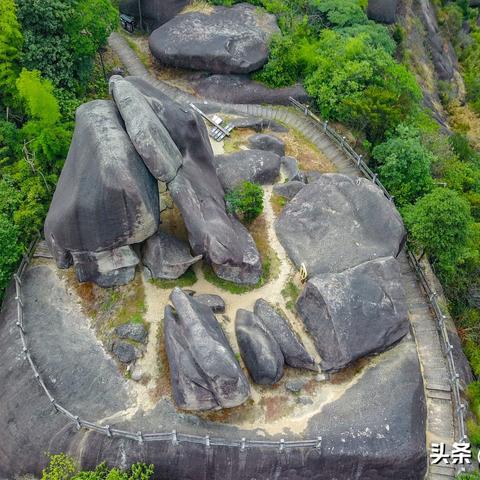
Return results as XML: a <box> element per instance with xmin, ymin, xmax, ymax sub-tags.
<box><xmin>165</xmin><ymin>288</ymin><xmax>250</xmax><ymax>410</ymax></box>
<box><xmin>126</xmin><ymin>76</ymin><xmax>262</xmax><ymax>284</ymax></box>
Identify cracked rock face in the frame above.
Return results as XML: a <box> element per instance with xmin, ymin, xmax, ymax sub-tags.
<box><xmin>254</xmin><ymin>298</ymin><xmax>316</xmax><ymax>371</ymax></box>
<box><xmin>149</xmin><ymin>4</ymin><xmax>280</xmax><ymax>74</ymax></box>
<box><xmin>296</xmin><ymin>257</ymin><xmax>409</xmax><ymax>372</ymax></box>
<box><xmin>214</xmin><ymin>149</ymin><xmax>281</xmax><ymax>191</ymax></box>
<box><xmin>275</xmin><ymin>173</ymin><xmax>406</xmax><ymax>277</ymax></box>
<box><xmin>44</xmin><ymin>100</ymin><xmax>159</xmax><ymax>285</ymax></box>
<box><xmin>142</xmin><ymin>229</ymin><xmax>201</xmax><ymax>280</ymax></box>
<box><xmin>165</xmin><ymin>288</ymin><xmax>250</xmax><ymax>410</ymax></box>
<box><xmin>127</xmin><ymin>76</ymin><xmax>262</xmax><ymax>285</ymax></box>
<box><xmin>235</xmin><ymin>308</ymin><xmax>284</xmax><ymax>385</ymax></box>
<box><xmin>110</xmin><ymin>75</ymin><xmax>182</xmax><ymax>183</ymax></box>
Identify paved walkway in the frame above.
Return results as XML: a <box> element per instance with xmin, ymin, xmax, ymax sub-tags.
<box><xmin>108</xmin><ymin>32</ymin><xmax>456</xmax><ymax>479</ymax></box>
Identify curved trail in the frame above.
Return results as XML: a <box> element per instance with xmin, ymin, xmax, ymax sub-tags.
<box><xmin>107</xmin><ymin>32</ymin><xmax>455</xmax><ymax>479</ymax></box>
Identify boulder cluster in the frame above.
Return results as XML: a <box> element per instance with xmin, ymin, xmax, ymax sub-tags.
<box><xmin>44</xmin><ymin>76</ymin><xmax>263</xmax><ymax>287</ymax></box>
<box><xmin>275</xmin><ymin>173</ymin><xmax>410</xmax><ymax>372</ymax></box>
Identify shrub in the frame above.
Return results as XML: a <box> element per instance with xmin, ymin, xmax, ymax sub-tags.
<box><xmin>225</xmin><ymin>181</ymin><xmax>264</xmax><ymax>223</ymax></box>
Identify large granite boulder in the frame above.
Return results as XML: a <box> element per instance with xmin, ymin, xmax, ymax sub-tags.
<box><xmin>275</xmin><ymin>174</ymin><xmax>406</xmax><ymax>277</ymax></box>
<box><xmin>235</xmin><ymin>309</ymin><xmax>284</xmax><ymax>385</ymax></box>
<box><xmin>71</xmin><ymin>246</ymin><xmax>139</xmax><ymax>287</ymax></box>
<box><xmin>165</xmin><ymin>288</ymin><xmax>250</xmax><ymax>410</ymax></box>
<box><xmin>254</xmin><ymin>299</ymin><xmax>316</xmax><ymax>371</ymax></box>
<box><xmin>126</xmin><ymin>76</ymin><xmax>262</xmax><ymax>285</ymax></box>
<box><xmin>119</xmin><ymin>0</ymin><xmax>189</xmax><ymax>31</ymax></box>
<box><xmin>192</xmin><ymin>74</ymin><xmax>308</xmax><ymax>105</ymax></box>
<box><xmin>142</xmin><ymin>230</ymin><xmax>201</xmax><ymax>280</ymax></box>
<box><xmin>367</xmin><ymin>0</ymin><xmax>398</xmax><ymax>23</ymax></box>
<box><xmin>230</xmin><ymin>116</ymin><xmax>288</xmax><ymax>133</ymax></box>
<box><xmin>44</xmin><ymin>100</ymin><xmax>159</xmax><ymax>283</ymax></box>
<box><xmin>248</xmin><ymin>134</ymin><xmax>285</xmax><ymax>157</ymax></box>
<box><xmin>214</xmin><ymin>150</ymin><xmax>280</xmax><ymax>191</ymax></box>
<box><xmin>296</xmin><ymin>257</ymin><xmax>409</xmax><ymax>372</ymax></box>
<box><xmin>110</xmin><ymin>76</ymin><xmax>182</xmax><ymax>182</ymax></box>
<box><xmin>149</xmin><ymin>4</ymin><xmax>279</xmax><ymax>74</ymax></box>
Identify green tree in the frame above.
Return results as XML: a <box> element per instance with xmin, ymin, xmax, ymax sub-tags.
<box><xmin>225</xmin><ymin>181</ymin><xmax>264</xmax><ymax>223</ymax></box>
<box><xmin>0</xmin><ymin>215</ymin><xmax>21</xmax><ymax>294</ymax></box>
<box><xmin>404</xmin><ymin>188</ymin><xmax>473</xmax><ymax>266</ymax></box>
<box><xmin>372</xmin><ymin>125</ymin><xmax>434</xmax><ymax>206</ymax></box>
<box><xmin>0</xmin><ymin>0</ymin><xmax>23</xmax><ymax>101</ymax></box>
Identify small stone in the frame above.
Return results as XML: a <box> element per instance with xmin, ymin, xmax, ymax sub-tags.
<box><xmin>193</xmin><ymin>294</ymin><xmax>226</xmax><ymax>313</ymax></box>
<box><xmin>285</xmin><ymin>378</ymin><xmax>308</xmax><ymax>393</ymax></box>
<box><xmin>113</xmin><ymin>341</ymin><xmax>136</xmax><ymax>363</ymax></box>
<box><xmin>115</xmin><ymin>323</ymin><xmax>148</xmax><ymax>344</ymax></box>
<box><xmin>131</xmin><ymin>366</ymin><xmax>144</xmax><ymax>382</ymax></box>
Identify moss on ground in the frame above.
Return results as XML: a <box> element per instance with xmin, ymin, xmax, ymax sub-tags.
<box><xmin>149</xmin><ymin>268</ymin><xmax>197</xmax><ymax>289</ymax></box>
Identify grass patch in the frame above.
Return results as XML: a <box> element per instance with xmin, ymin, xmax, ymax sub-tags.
<box><xmin>202</xmin><ymin>263</ymin><xmax>265</xmax><ymax>294</ymax></box>
<box><xmin>149</xmin><ymin>268</ymin><xmax>198</xmax><ymax>289</ymax></box>
<box><xmin>270</xmin><ymin>193</ymin><xmax>286</xmax><ymax>217</ymax></box>
<box><xmin>281</xmin><ymin>279</ymin><xmax>300</xmax><ymax>312</ymax></box>
<box><xmin>181</xmin><ymin>0</ymin><xmax>214</xmax><ymax>14</ymax></box>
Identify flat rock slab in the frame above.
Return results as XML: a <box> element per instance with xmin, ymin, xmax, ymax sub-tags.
<box><xmin>165</xmin><ymin>288</ymin><xmax>250</xmax><ymax>410</ymax></box>
<box><xmin>193</xmin><ymin>74</ymin><xmax>308</xmax><ymax>105</ymax></box>
<box><xmin>126</xmin><ymin>76</ymin><xmax>262</xmax><ymax>285</ymax></box>
<box><xmin>0</xmin><ymin>263</ymin><xmax>426</xmax><ymax>479</ymax></box>
<box><xmin>142</xmin><ymin>229</ymin><xmax>202</xmax><ymax>280</ymax></box>
<box><xmin>149</xmin><ymin>4</ymin><xmax>279</xmax><ymax>74</ymax></box>
<box><xmin>254</xmin><ymin>298</ymin><xmax>316</xmax><ymax>371</ymax></box>
<box><xmin>297</xmin><ymin>257</ymin><xmax>409</xmax><ymax>372</ymax></box>
<box><xmin>275</xmin><ymin>173</ymin><xmax>406</xmax><ymax>277</ymax></box>
<box><xmin>44</xmin><ymin>100</ymin><xmax>159</xmax><ymax>271</ymax></box>
<box><xmin>235</xmin><ymin>309</ymin><xmax>284</xmax><ymax>385</ymax></box>
<box><xmin>214</xmin><ymin>149</ymin><xmax>280</xmax><ymax>191</ymax></box>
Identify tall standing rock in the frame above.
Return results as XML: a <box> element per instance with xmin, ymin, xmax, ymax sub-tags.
<box><xmin>275</xmin><ymin>174</ymin><xmax>406</xmax><ymax>277</ymax></box>
<box><xmin>110</xmin><ymin>76</ymin><xmax>182</xmax><ymax>182</ymax></box>
<box><xmin>296</xmin><ymin>257</ymin><xmax>409</xmax><ymax>372</ymax></box>
<box><xmin>165</xmin><ymin>288</ymin><xmax>250</xmax><ymax>410</ymax></box>
<box><xmin>149</xmin><ymin>4</ymin><xmax>280</xmax><ymax>74</ymax></box>
<box><xmin>235</xmin><ymin>309</ymin><xmax>284</xmax><ymax>385</ymax></box>
<box><xmin>254</xmin><ymin>299</ymin><xmax>316</xmax><ymax>371</ymax></box>
<box><xmin>126</xmin><ymin>76</ymin><xmax>262</xmax><ymax>285</ymax></box>
<box><xmin>44</xmin><ymin>100</ymin><xmax>159</xmax><ymax>285</ymax></box>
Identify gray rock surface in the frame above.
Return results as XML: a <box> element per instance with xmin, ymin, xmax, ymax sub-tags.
<box><xmin>142</xmin><ymin>230</ymin><xmax>202</xmax><ymax>280</ymax></box>
<box><xmin>214</xmin><ymin>150</ymin><xmax>280</xmax><ymax>191</ymax></box>
<box><xmin>71</xmin><ymin>246</ymin><xmax>139</xmax><ymax>287</ymax></box>
<box><xmin>302</xmin><ymin>170</ymin><xmax>323</xmax><ymax>184</ymax></box>
<box><xmin>119</xmin><ymin>0</ymin><xmax>188</xmax><ymax>31</ymax></box>
<box><xmin>110</xmin><ymin>75</ymin><xmax>182</xmax><ymax>182</ymax></box>
<box><xmin>281</xmin><ymin>156</ymin><xmax>301</xmax><ymax>181</ymax></box>
<box><xmin>165</xmin><ymin>288</ymin><xmax>250</xmax><ymax>410</ymax></box>
<box><xmin>0</xmin><ymin>263</ymin><xmax>427</xmax><ymax>479</ymax></box>
<box><xmin>127</xmin><ymin>76</ymin><xmax>262</xmax><ymax>285</ymax></box>
<box><xmin>230</xmin><ymin>116</ymin><xmax>288</xmax><ymax>132</ymax></box>
<box><xmin>285</xmin><ymin>378</ymin><xmax>308</xmax><ymax>393</ymax></box>
<box><xmin>192</xmin><ymin>74</ymin><xmax>308</xmax><ymax>105</ymax></box>
<box><xmin>235</xmin><ymin>309</ymin><xmax>284</xmax><ymax>385</ymax></box>
<box><xmin>296</xmin><ymin>257</ymin><xmax>409</xmax><ymax>372</ymax></box>
<box><xmin>254</xmin><ymin>298</ymin><xmax>316</xmax><ymax>371</ymax></box>
<box><xmin>275</xmin><ymin>174</ymin><xmax>406</xmax><ymax>277</ymax></box>
<box><xmin>193</xmin><ymin>294</ymin><xmax>226</xmax><ymax>313</ymax></box>
<box><xmin>149</xmin><ymin>4</ymin><xmax>279</xmax><ymax>74</ymax></box>
<box><xmin>248</xmin><ymin>134</ymin><xmax>286</xmax><ymax>157</ymax></box>
<box><xmin>115</xmin><ymin>323</ymin><xmax>148</xmax><ymax>344</ymax></box>
<box><xmin>44</xmin><ymin>100</ymin><xmax>159</xmax><ymax>273</ymax></box>
<box><xmin>273</xmin><ymin>181</ymin><xmax>305</xmax><ymax>201</ymax></box>
<box><xmin>367</xmin><ymin>0</ymin><xmax>398</xmax><ymax>23</ymax></box>
<box><xmin>112</xmin><ymin>341</ymin><xmax>137</xmax><ymax>363</ymax></box>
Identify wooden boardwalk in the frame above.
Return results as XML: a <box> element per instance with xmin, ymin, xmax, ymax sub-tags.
<box><xmin>108</xmin><ymin>32</ymin><xmax>456</xmax><ymax>479</ymax></box>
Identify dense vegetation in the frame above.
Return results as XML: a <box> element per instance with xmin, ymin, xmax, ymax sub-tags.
<box><xmin>42</xmin><ymin>453</ymin><xmax>153</xmax><ymax>480</ymax></box>
<box><xmin>225</xmin><ymin>181</ymin><xmax>264</xmax><ymax>223</ymax></box>
<box><xmin>0</xmin><ymin>0</ymin><xmax>117</xmax><ymax>298</ymax></box>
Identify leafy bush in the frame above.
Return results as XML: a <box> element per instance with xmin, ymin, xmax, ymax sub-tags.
<box><xmin>225</xmin><ymin>181</ymin><xmax>264</xmax><ymax>223</ymax></box>
<box><xmin>41</xmin><ymin>453</ymin><xmax>154</xmax><ymax>480</ymax></box>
